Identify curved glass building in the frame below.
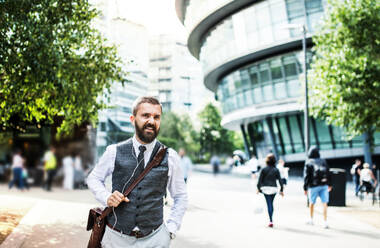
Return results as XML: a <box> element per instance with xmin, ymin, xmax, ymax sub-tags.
<box><xmin>176</xmin><ymin>0</ymin><xmax>380</xmax><ymax>164</ymax></box>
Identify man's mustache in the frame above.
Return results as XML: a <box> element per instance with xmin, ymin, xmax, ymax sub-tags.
<box><xmin>143</xmin><ymin>123</ymin><xmax>156</xmax><ymax>130</ymax></box>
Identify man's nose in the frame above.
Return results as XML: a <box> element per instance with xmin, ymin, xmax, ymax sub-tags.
<box><xmin>147</xmin><ymin>116</ymin><xmax>155</xmax><ymax>123</ymax></box>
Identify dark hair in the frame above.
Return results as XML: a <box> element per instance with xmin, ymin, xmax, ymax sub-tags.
<box><xmin>307</xmin><ymin>146</ymin><xmax>320</xmax><ymax>159</ymax></box>
<box><xmin>132</xmin><ymin>96</ymin><xmax>162</xmax><ymax>116</ymax></box>
<box><xmin>265</xmin><ymin>153</ymin><xmax>276</xmax><ymax>166</ymax></box>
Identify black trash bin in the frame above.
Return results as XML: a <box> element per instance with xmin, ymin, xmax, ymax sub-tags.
<box><xmin>328</xmin><ymin>168</ymin><xmax>346</xmax><ymax>206</ymax></box>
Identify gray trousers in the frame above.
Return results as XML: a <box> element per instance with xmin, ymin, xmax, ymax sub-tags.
<box><xmin>101</xmin><ymin>224</ymin><xmax>171</xmax><ymax>248</ymax></box>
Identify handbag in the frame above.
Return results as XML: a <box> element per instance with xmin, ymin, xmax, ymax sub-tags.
<box><xmin>86</xmin><ymin>145</ymin><xmax>168</xmax><ymax>248</ymax></box>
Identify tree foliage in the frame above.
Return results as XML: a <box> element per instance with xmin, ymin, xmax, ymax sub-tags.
<box><xmin>0</xmin><ymin>0</ymin><xmax>125</xmax><ymax>136</ymax></box>
<box><xmin>308</xmin><ymin>0</ymin><xmax>380</xmax><ymax>138</ymax></box>
<box><xmin>198</xmin><ymin>103</ymin><xmax>240</xmax><ymax>159</ymax></box>
<box><xmin>158</xmin><ymin>111</ymin><xmax>200</xmax><ymax>161</ymax></box>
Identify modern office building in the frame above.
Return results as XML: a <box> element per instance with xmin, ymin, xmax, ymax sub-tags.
<box><xmin>92</xmin><ymin>0</ymin><xmax>149</xmax><ymax>156</ymax></box>
<box><xmin>175</xmin><ymin>0</ymin><xmax>380</xmax><ymax>165</ymax></box>
<box><xmin>148</xmin><ymin>34</ymin><xmax>212</xmax><ymax>118</ymax></box>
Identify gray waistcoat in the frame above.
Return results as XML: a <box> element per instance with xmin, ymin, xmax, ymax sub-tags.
<box><xmin>107</xmin><ymin>139</ymin><xmax>169</xmax><ymax>235</ymax></box>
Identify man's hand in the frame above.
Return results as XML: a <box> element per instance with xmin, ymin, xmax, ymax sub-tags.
<box><xmin>328</xmin><ymin>186</ymin><xmax>332</xmax><ymax>192</ymax></box>
<box><xmin>280</xmin><ymin>191</ymin><xmax>284</xmax><ymax>197</ymax></box>
<box><xmin>304</xmin><ymin>190</ymin><xmax>308</xmax><ymax>195</ymax></box>
<box><xmin>107</xmin><ymin>191</ymin><xmax>129</xmax><ymax>207</ymax></box>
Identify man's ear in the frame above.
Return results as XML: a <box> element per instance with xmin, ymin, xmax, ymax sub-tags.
<box><xmin>130</xmin><ymin>115</ymin><xmax>135</xmax><ymax>126</ymax></box>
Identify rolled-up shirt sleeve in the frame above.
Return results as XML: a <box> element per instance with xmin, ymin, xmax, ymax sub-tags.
<box><xmin>86</xmin><ymin>145</ymin><xmax>116</xmax><ymax>207</ymax></box>
<box><xmin>166</xmin><ymin>148</ymin><xmax>188</xmax><ymax>234</ymax></box>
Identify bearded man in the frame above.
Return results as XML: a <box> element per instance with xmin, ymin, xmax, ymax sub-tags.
<box><xmin>87</xmin><ymin>96</ymin><xmax>188</xmax><ymax>247</ymax></box>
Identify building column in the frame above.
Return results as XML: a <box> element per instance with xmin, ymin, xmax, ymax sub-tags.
<box><xmin>240</xmin><ymin>124</ymin><xmax>251</xmax><ymax>160</ymax></box>
<box><xmin>363</xmin><ymin>131</ymin><xmax>373</xmax><ymax>165</ymax></box>
<box><xmin>247</xmin><ymin>123</ymin><xmax>258</xmax><ymax>157</ymax></box>
<box><xmin>265</xmin><ymin>117</ymin><xmax>279</xmax><ymax>159</ymax></box>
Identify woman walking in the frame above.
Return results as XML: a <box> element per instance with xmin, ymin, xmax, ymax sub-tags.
<box><xmin>8</xmin><ymin>149</ymin><xmax>25</xmax><ymax>190</ymax></box>
<box><xmin>257</xmin><ymin>153</ymin><xmax>284</xmax><ymax>228</ymax></box>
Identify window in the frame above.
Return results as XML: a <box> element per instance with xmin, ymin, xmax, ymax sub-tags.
<box><xmin>120</xmin><ymin>122</ymin><xmax>132</xmax><ymax>128</ymax></box>
<box><xmin>159</xmin><ymin>90</ymin><xmax>171</xmax><ymax>102</ymax></box>
<box><xmin>240</xmin><ymin>70</ymin><xmax>250</xmax><ymax>90</ymax></box>
<box><xmin>121</xmin><ymin>107</ymin><xmax>131</xmax><ymax>113</ymax></box>
<box><xmin>158</xmin><ymin>78</ymin><xmax>171</xmax><ymax>83</ymax></box>
<box><xmin>270</xmin><ymin>59</ymin><xmax>283</xmax><ymax>80</ymax></box>
<box><xmin>288</xmin><ymin>115</ymin><xmax>304</xmax><ymax>153</ymax></box>
<box><xmin>263</xmin><ymin>84</ymin><xmax>274</xmax><ymax>101</ymax></box>
<box><xmin>259</xmin><ymin>64</ymin><xmax>270</xmax><ymax>83</ymax></box>
<box><xmin>332</xmin><ymin>126</ymin><xmax>350</xmax><ymax>149</ymax></box>
<box><xmin>150</xmin><ymin>56</ymin><xmax>170</xmax><ymax>62</ymax></box>
<box><xmin>283</xmin><ymin>55</ymin><xmax>298</xmax><ymax>77</ymax></box>
<box><xmin>100</xmin><ymin>122</ymin><xmax>106</xmax><ymax>132</ymax></box>
<box><xmin>271</xmin><ymin>118</ymin><xmax>284</xmax><ymax>155</ymax></box>
<box><xmin>277</xmin><ymin>117</ymin><xmax>293</xmax><ymax>154</ymax></box>
<box><xmin>249</xmin><ymin>67</ymin><xmax>259</xmax><ymax>86</ymax></box>
<box><xmin>315</xmin><ymin>119</ymin><xmax>333</xmax><ymax>150</ymax></box>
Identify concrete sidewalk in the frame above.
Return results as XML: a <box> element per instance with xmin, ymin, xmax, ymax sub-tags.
<box><xmin>1</xmin><ymin>173</ymin><xmax>379</xmax><ymax>248</ymax></box>
<box><xmin>0</xmin><ymin>194</ymin><xmax>94</xmax><ymax>248</ymax></box>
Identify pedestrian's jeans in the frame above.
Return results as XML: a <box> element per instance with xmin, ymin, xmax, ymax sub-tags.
<box><xmin>101</xmin><ymin>223</ymin><xmax>171</xmax><ymax>248</ymax></box>
<box><xmin>264</xmin><ymin>194</ymin><xmax>276</xmax><ymax>222</ymax></box>
<box><xmin>8</xmin><ymin>167</ymin><xmax>24</xmax><ymax>189</ymax></box>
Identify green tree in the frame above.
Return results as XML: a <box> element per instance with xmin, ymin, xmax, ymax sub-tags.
<box><xmin>158</xmin><ymin>112</ymin><xmax>183</xmax><ymax>150</ymax></box>
<box><xmin>0</xmin><ymin>0</ymin><xmax>125</xmax><ymax>136</ymax></box>
<box><xmin>309</xmin><ymin>0</ymin><xmax>380</xmax><ymax>139</ymax></box>
<box><xmin>198</xmin><ymin>103</ymin><xmax>239</xmax><ymax>160</ymax></box>
<box><xmin>158</xmin><ymin>111</ymin><xmax>200</xmax><ymax>161</ymax></box>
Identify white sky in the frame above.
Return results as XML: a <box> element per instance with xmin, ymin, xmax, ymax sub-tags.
<box><xmin>113</xmin><ymin>0</ymin><xmax>187</xmax><ymax>38</ymax></box>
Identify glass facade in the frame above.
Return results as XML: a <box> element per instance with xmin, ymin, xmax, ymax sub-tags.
<box><xmin>199</xmin><ymin>0</ymin><xmax>325</xmax><ymax>73</ymax></box>
<box><xmin>249</xmin><ymin>114</ymin><xmax>364</xmax><ymax>157</ymax></box>
<box><xmin>183</xmin><ymin>0</ymin><xmax>234</xmax><ymax>29</ymax></box>
<box><xmin>217</xmin><ymin>51</ymin><xmax>310</xmax><ymax>114</ymax></box>
<box><xmin>180</xmin><ymin>0</ymin><xmax>380</xmax><ymax>160</ymax></box>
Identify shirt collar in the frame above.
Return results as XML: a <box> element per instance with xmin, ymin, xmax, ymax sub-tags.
<box><xmin>132</xmin><ymin>135</ymin><xmax>156</xmax><ymax>155</ymax></box>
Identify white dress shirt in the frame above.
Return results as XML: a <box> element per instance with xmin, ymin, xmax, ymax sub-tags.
<box><xmin>87</xmin><ymin>135</ymin><xmax>188</xmax><ymax>234</ymax></box>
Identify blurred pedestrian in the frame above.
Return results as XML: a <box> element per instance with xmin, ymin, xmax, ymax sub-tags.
<box><xmin>358</xmin><ymin>163</ymin><xmax>377</xmax><ymax>194</ymax></box>
<box><xmin>277</xmin><ymin>159</ymin><xmax>289</xmax><ymax>186</ymax></box>
<box><xmin>350</xmin><ymin>159</ymin><xmax>362</xmax><ymax>196</ymax></box>
<box><xmin>178</xmin><ymin>148</ymin><xmax>192</xmax><ymax>183</ymax></box>
<box><xmin>22</xmin><ymin>167</ymin><xmax>29</xmax><ymax>190</ymax></box>
<box><xmin>226</xmin><ymin>156</ymin><xmax>234</xmax><ymax>170</ymax></box>
<box><xmin>74</xmin><ymin>153</ymin><xmax>85</xmax><ymax>189</ymax></box>
<box><xmin>303</xmin><ymin>146</ymin><xmax>331</xmax><ymax>228</ymax></box>
<box><xmin>62</xmin><ymin>152</ymin><xmax>74</xmax><ymax>190</ymax></box>
<box><xmin>210</xmin><ymin>155</ymin><xmax>220</xmax><ymax>176</ymax></box>
<box><xmin>257</xmin><ymin>153</ymin><xmax>284</xmax><ymax>228</ymax></box>
<box><xmin>247</xmin><ymin>155</ymin><xmax>260</xmax><ymax>180</ymax></box>
<box><xmin>8</xmin><ymin>149</ymin><xmax>25</xmax><ymax>190</ymax></box>
<box><xmin>42</xmin><ymin>145</ymin><xmax>57</xmax><ymax>191</ymax></box>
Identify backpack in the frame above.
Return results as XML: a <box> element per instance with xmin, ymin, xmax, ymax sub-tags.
<box><xmin>311</xmin><ymin>159</ymin><xmax>328</xmax><ymax>184</ymax></box>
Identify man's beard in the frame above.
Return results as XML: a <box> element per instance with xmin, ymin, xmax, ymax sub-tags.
<box><xmin>135</xmin><ymin>121</ymin><xmax>160</xmax><ymax>143</ymax></box>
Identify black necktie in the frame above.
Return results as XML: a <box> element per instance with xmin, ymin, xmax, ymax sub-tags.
<box><xmin>136</xmin><ymin>145</ymin><xmax>146</xmax><ymax>176</ymax></box>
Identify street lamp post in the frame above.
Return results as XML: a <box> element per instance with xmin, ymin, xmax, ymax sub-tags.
<box><xmin>302</xmin><ymin>25</ymin><xmax>309</xmax><ymax>157</ymax></box>
<box><xmin>283</xmin><ymin>24</ymin><xmax>309</xmax><ymax>157</ymax></box>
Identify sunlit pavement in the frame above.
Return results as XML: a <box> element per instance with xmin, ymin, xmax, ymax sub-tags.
<box><xmin>1</xmin><ymin>170</ymin><xmax>379</xmax><ymax>248</ymax></box>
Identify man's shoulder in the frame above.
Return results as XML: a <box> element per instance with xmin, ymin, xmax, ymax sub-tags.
<box><xmin>115</xmin><ymin>138</ymin><xmax>132</xmax><ymax>147</ymax></box>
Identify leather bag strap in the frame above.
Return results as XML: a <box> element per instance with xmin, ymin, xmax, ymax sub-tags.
<box><xmin>99</xmin><ymin>145</ymin><xmax>168</xmax><ymax>219</ymax></box>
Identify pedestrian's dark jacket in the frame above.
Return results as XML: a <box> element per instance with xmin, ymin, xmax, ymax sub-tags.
<box><xmin>303</xmin><ymin>146</ymin><xmax>331</xmax><ymax>191</ymax></box>
<box><xmin>257</xmin><ymin>165</ymin><xmax>284</xmax><ymax>193</ymax></box>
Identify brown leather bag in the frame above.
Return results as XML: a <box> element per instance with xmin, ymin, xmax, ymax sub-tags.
<box><xmin>86</xmin><ymin>146</ymin><xmax>168</xmax><ymax>248</ymax></box>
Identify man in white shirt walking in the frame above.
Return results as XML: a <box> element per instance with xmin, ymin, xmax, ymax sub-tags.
<box><xmin>87</xmin><ymin>96</ymin><xmax>188</xmax><ymax>248</ymax></box>
<box><xmin>178</xmin><ymin>148</ymin><xmax>192</xmax><ymax>183</ymax></box>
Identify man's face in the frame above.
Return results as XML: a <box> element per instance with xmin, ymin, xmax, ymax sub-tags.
<box><xmin>130</xmin><ymin>103</ymin><xmax>161</xmax><ymax>144</ymax></box>
<box><xmin>179</xmin><ymin>149</ymin><xmax>185</xmax><ymax>157</ymax></box>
